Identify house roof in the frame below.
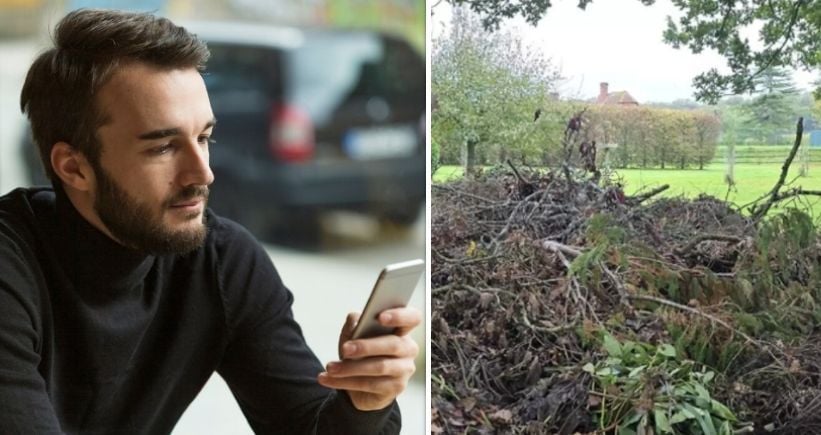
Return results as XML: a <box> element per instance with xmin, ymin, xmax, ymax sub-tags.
<box><xmin>597</xmin><ymin>90</ymin><xmax>639</xmax><ymax>105</ymax></box>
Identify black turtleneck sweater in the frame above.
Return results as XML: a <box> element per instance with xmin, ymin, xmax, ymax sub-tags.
<box><xmin>0</xmin><ymin>187</ymin><xmax>400</xmax><ymax>434</ymax></box>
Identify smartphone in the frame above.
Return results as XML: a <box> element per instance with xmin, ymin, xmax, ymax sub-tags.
<box><xmin>350</xmin><ymin>259</ymin><xmax>425</xmax><ymax>339</ymax></box>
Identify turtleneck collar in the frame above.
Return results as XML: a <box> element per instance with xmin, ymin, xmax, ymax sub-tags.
<box><xmin>47</xmin><ymin>186</ymin><xmax>156</xmax><ymax>303</ymax></box>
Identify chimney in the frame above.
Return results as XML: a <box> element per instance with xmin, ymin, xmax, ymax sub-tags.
<box><xmin>598</xmin><ymin>82</ymin><xmax>609</xmax><ymax>102</ymax></box>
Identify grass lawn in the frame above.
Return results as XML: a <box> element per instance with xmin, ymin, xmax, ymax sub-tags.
<box><xmin>433</xmin><ymin>163</ymin><xmax>821</xmax><ymax>220</ymax></box>
<box><xmin>617</xmin><ymin>163</ymin><xmax>820</xmax><ymax>208</ymax></box>
<box><xmin>433</xmin><ymin>166</ymin><xmax>466</xmax><ymax>183</ymax></box>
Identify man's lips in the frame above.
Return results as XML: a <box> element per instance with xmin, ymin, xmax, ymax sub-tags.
<box><xmin>170</xmin><ymin>198</ymin><xmax>205</xmax><ymax>208</ymax></box>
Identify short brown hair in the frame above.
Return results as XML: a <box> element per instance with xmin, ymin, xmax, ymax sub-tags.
<box><xmin>20</xmin><ymin>9</ymin><xmax>210</xmax><ymax>182</ymax></box>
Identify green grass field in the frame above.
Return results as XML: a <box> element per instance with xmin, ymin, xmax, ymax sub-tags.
<box><xmin>434</xmin><ymin>163</ymin><xmax>821</xmax><ymax>219</ymax></box>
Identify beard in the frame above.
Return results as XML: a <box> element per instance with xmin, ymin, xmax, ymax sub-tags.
<box><xmin>92</xmin><ymin>164</ymin><xmax>209</xmax><ymax>255</ymax></box>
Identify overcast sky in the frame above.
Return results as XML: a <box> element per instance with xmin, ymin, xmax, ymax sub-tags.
<box><xmin>430</xmin><ymin>0</ymin><xmax>816</xmax><ymax>104</ymax></box>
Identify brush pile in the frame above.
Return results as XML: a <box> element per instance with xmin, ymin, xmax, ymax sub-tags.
<box><xmin>432</xmin><ymin>119</ymin><xmax>821</xmax><ymax>434</ymax></box>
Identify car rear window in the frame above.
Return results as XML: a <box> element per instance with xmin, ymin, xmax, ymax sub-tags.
<box><xmin>287</xmin><ymin>33</ymin><xmax>425</xmax><ymax>125</ymax></box>
<box><xmin>203</xmin><ymin>44</ymin><xmax>283</xmax><ymax>113</ymax></box>
<box><xmin>202</xmin><ymin>32</ymin><xmax>424</xmax><ymax>125</ymax></box>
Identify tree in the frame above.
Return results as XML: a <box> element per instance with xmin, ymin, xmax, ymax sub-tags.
<box><xmin>813</xmin><ymin>74</ymin><xmax>821</xmax><ymax>126</ymax></box>
<box><xmin>431</xmin><ymin>6</ymin><xmax>561</xmax><ymax>174</ymax></box>
<box><xmin>648</xmin><ymin>99</ymin><xmax>701</xmax><ymax>110</ymax></box>
<box><xmin>691</xmin><ymin>110</ymin><xmax>721</xmax><ymax>169</ymax></box>
<box><xmin>796</xmin><ymin>92</ymin><xmax>819</xmax><ymax>132</ymax></box>
<box><xmin>652</xmin><ymin>109</ymin><xmax>681</xmax><ymax>169</ymax></box>
<box><xmin>582</xmin><ymin>105</ymin><xmax>719</xmax><ymax>169</ymax></box>
<box><xmin>432</xmin><ymin>139</ymin><xmax>442</xmax><ymax>175</ymax></box>
<box><xmin>447</xmin><ymin>0</ymin><xmax>821</xmax><ymax>103</ymax></box>
<box><xmin>743</xmin><ymin>67</ymin><xmax>799</xmax><ymax>144</ymax></box>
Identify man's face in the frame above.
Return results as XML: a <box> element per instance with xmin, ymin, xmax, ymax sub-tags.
<box><xmin>91</xmin><ymin>63</ymin><xmax>215</xmax><ymax>254</ymax></box>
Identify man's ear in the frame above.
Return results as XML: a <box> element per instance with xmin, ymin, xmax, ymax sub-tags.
<box><xmin>51</xmin><ymin>142</ymin><xmax>94</xmax><ymax>192</ymax></box>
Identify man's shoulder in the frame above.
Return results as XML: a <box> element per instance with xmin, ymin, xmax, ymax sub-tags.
<box><xmin>0</xmin><ymin>188</ymin><xmax>53</xmax><ymax>295</ymax></box>
<box><xmin>0</xmin><ymin>187</ymin><xmax>54</xmax><ymax>217</ymax></box>
<box><xmin>0</xmin><ymin>187</ymin><xmax>54</xmax><ymax>245</ymax></box>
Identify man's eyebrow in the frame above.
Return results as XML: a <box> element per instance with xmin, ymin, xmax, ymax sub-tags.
<box><xmin>137</xmin><ymin>118</ymin><xmax>217</xmax><ymax>141</ymax></box>
<box><xmin>138</xmin><ymin>127</ymin><xmax>180</xmax><ymax>141</ymax></box>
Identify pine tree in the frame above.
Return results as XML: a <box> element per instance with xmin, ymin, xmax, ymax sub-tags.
<box><xmin>744</xmin><ymin>67</ymin><xmax>799</xmax><ymax>144</ymax></box>
<box><xmin>813</xmin><ymin>73</ymin><xmax>821</xmax><ymax>125</ymax></box>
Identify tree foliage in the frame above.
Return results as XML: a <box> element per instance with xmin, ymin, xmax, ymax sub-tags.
<box><xmin>814</xmin><ymin>73</ymin><xmax>821</xmax><ymax>124</ymax></box>
<box><xmin>447</xmin><ymin>0</ymin><xmax>821</xmax><ymax>103</ymax></box>
<box><xmin>713</xmin><ymin>89</ymin><xmax>818</xmax><ymax>146</ymax></box>
<box><xmin>582</xmin><ymin>105</ymin><xmax>720</xmax><ymax>169</ymax></box>
<box><xmin>743</xmin><ymin>67</ymin><xmax>799</xmax><ymax>144</ymax></box>
<box><xmin>431</xmin><ymin>6</ymin><xmax>562</xmax><ymax>173</ymax></box>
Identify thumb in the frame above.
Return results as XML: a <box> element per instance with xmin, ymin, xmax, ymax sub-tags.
<box><xmin>338</xmin><ymin>312</ymin><xmax>361</xmax><ymax>358</ymax></box>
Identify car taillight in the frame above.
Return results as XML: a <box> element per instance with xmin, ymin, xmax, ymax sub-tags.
<box><xmin>269</xmin><ymin>104</ymin><xmax>314</xmax><ymax>162</ymax></box>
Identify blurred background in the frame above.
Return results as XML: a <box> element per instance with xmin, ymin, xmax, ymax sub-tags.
<box><xmin>0</xmin><ymin>0</ymin><xmax>426</xmax><ymax>433</ymax></box>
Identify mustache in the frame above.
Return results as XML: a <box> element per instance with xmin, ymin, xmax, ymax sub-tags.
<box><xmin>165</xmin><ymin>185</ymin><xmax>209</xmax><ymax>207</ymax></box>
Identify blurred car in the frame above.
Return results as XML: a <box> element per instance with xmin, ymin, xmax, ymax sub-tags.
<box><xmin>22</xmin><ymin>21</ymin><xmax>426</xmax><ymax>242</ymax></box>
<box><xmin>195</xmin><ymin>22</ymin><xmax>426</xmax><ymax>242</ymax></box>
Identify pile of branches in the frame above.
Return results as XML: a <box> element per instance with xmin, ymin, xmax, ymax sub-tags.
<box><xmin>432</xmin><ymin>118</ymin><xmax>821</xmax><ymax>434</ymax></box>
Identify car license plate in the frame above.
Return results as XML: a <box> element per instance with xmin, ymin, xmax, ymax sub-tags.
<box><xmin>343</xmin><ymin>126</ymin><xmax>417</xmax><ymax>160</ymax></box>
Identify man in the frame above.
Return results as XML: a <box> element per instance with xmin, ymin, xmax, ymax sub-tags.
<box><xmin>0</xmin><ymin>9</ymin><xmax>420</xmax><ymax>434</ymax></box>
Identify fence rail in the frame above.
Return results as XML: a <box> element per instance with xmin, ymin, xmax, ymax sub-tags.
<box><xmin>710</xmin><ymin>147</ymin><xmax>821</xmax><ymax>165</ymax></box>
<box><xmin>710</xmin><ymin>159</ymin><xmax>821</xmax><ymax>164</ymax></box>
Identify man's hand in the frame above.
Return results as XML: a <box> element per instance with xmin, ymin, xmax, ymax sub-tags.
<box><xmin>317</xmin><ymin>307</ymin><xmax>422</xmax><ymax>411</ymax></box>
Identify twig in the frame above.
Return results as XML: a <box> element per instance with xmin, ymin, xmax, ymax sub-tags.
<box><xmin>770</xmin><ymin>188</ymin><xmax>821</xmax><ymax>203</ymax></box>
<box><xmin>538</xmin><ymin>239</ymin><xmax>600</xmax><ymax>321</ymax></box>
<box><xmin>673</xmin><ymin>234</ymin><xmax>743</xmax><ymax>256</ymax></box>
<box><xmin>433</xmin><ymin>184</ymin><xmax>496</xmax><ymax>204</ymax></box>
<box><xmin>539</xmin><ymin>239</ymin><xmax>583</xmax><ymax>258</ymax></box>
<box><xmin>520</xmin><ymin>310</ymin><xmax>578</xmax><ymax>334</ymax></box>
<box><xmin>507</xmin><ymin>159</ymin><xmax>537</xmax><ymax>198</ymax></box>
<box><xmin>491</xmin><ymin>188</ymin><xmax>544</xmax><ymax>249</ymax></box>
<box><xmin>461</xmin><ymin>284</ymin><xmax>518</xmax><ymax>299</ymax></box>
<box><xmin>433</xmin><ymin>249</ymin><xmax>500</xmax><ymax>265</ymax></box>
<box><xmin>600</xmin><ymin>262</ymin><xmax>631</xmax><ymax>307</ymax></box>
<box><xmin>551</xmin><ymin>217</ymin><xmax>585</xmax><ymax>242</ymax></box>
<box><xmin>628</xmin><ymin>184</ymin><xmax>670</xmax><ymax>204</ymax></box>
<box><xmin>432</xmin><ymin>284</ymin><xmax>454</xmax><ymax>295</ymax></box>
<box><xmin>506</xmin><ymin>159</ymin><xmax>531</xmax><ymax>185</ymax></box>
<box><xmin>561</xmin><ymin>163</ymin><xmax>573</xmax><ymax>185</ymax></box>
<box><xmin>628</xmin><ymin>294</ymin><xmax>777</xmax><ymax>360</ymax></box>
<box><xmin>629</xmin><ymin>294</ymin><xmax>748</xmax><ymax>339</ymax></box>
<box><xmin>737</xmin><ymin>168</ymin><xmax>803</xmax><ymax>211</ymax></box>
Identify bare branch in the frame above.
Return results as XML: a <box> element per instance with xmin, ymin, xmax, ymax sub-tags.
<box><xmin>539</xmin><ymin>239</ymin><xmax>583</xmax><ymax>258</ymax></box>
<box><xmin>628</xmin><ymin>294</ymin><xmax>764</xmax><ymax>350</ymax></box>
<box><xmin>628</xmin><ymin>184</ymin><xmax>670</xmax><ymax>205</ymax></box>
<box><xmin>673</xmin><ymin>234</ymin><xmax>744</xmax><ymax>257</ymax></box>
<box><xmin>771</xmin><ymin>188</ymin><xmax>821</xmax><ymax>203</ymax></box>
<box><xmin>750</xmin><ymin>117</ymin><xmax>804</xmax><ymax>221</ymax></box>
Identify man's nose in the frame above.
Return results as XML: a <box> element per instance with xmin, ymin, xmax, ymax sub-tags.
<box><xmin>179</xmin><ymin>139</ymin><xmax>214</xmax><ymax>187</ymax></box>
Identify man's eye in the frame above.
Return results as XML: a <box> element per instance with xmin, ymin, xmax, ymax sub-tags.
<box><xmin>199</xmin><ymin>136</ymin><xmax>215</xmax><ymax>145</ymax></box>
<box><xmin>152</xmin><ymin>144</ymin><xmax>174</xmax><ymax>155</ymax></box>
